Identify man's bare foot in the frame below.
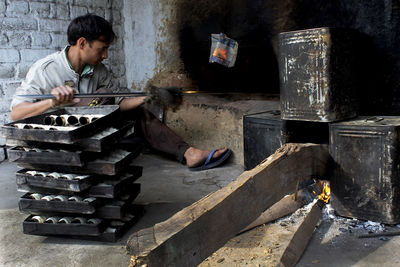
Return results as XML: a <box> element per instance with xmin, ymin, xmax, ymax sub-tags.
<box><xmin>184</xmin><ymin>147</ymin><xmax>228</xmax><ymax>168</ymax></box>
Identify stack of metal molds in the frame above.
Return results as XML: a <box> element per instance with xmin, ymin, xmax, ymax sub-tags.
<box><xmin>2</xmin><ymin>105</ymin><xmax>144</xmax><ymax>242</ymax></box>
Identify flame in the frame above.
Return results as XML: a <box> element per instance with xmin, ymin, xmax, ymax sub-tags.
<box><xmin>213</xmin><ymin>47</ymin><xmax>228</xmax><ymax>60</ymax></box>
<box><xmin>318</xmin><ymin>181</ymin><xmax>331</xmax><ymax>203</ymax></box>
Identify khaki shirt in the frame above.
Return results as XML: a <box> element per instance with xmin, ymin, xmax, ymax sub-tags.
<box><xmin>10</xmin><ymin>46</ymin><xmax>115</xmax><ymax>110</ymax></box>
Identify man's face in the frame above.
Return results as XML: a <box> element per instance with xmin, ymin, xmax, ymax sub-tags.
<box><xmin>82</xmin><ymin>37</ymin><xmax>110</xmax><ymax>66</ymax></box>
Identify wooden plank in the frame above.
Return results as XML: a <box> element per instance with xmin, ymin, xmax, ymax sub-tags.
<box><xmin>199</xmin><ymin>200</ymin><xmax>323</xmax><ymax>266</ymax></box>
<box><xmin>239</xmin><ymin>186</ymin><xmax>314</xmax><ymax>234</ymax></box>
<box><xmin>126</xmin><ymin>143</ymin><xmax>329</xmax><ymax>267</ymax></box>
<box><xmin>279</xmin><ymin>200</ymin><xmax>323</xmax><ymax>267</ymax></box>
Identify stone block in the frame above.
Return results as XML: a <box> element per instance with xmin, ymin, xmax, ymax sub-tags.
<box><xmin>29</xmin><ymin>2</ymin><xmax>51</xmax><ymax>18</ymax></box>
<box><xmin>71</xmin><ymin>6</ymin><xmax>88</xmax><ymax>19</ymax></box>
<box><xmin>9</xmin><ymin>32</ymin><xmax>32</xmax><ymax>48</ymax></box>
<box><xmin>0</xmin><ymin>64</ymin><xmax>16</xmax><ymax>79</ymax></box>
<box><xmin>117</xmin><ymin>77</ymin><xmax>127</xmax><ymax>88</ymax></box>
<box><xmin>111</xmin><ymin>35</ymin><xmax>123</xmax><ymax>50</ymax></box>
<box><xmin>110</xmin><ymin>63</ymin><xmax>126</xmax><ymax>77</ymax></box>
<box><xmin>54</xmin><ymin>3</ymin><xmax>69</xmax><ymax>20</ymax></box>
<box><xmin>0</xmin><ymin>49</ymin><xmax>20</xmax><ymax>63</ymax></box>
<box><xmin>0</xmin><ymin>1</ymin><xmax>5</xmax><ymax>16</ymax></box>
<box><xmin>1</xmin><ymin>17</ymin><xmax>37</xmax><ymax>31</ymax></box>
<box><xmin>90</xmin><ymin>7</ymin><xmax>105</xmax><ymax>18</ymax></box>
<box><xmin>75</xmin><ymin>0</ymin><xmax>107</xmax><ymax>8</ymax></box>
<box><xmin>112</xmin><ymin>10</ymin><xmax>121</xmax><ymax>22</ymax></box>
<box><xmin>0</xmin><ymin>82</ymin><xmax>20</xmax><ymax>113</ymax></box>
<box><xmin>39</xmin><ymin>19</ymin><xmax>69</xmax><ymax>32</ymax></box>
<box><xmin>20</xmin><ymin>49</ymin><xmax>55</xmax><ymax>63</ymax></box>
<box><xmin>6</xmin><ymin>1</ymin><xmax>29</xmax><ymax>16</ymax></box>
<box><xmin>17</xmin><ymin>63</ymin><xmax>31</xmax><ymax>79</ymax></box>
<box><xmin>0</xmin><ymin>34</ymin><xmax>8</xmax><ymax>46</ymax></box>
<box><xmin>31</xmin><ymin>32</ymin><xmax>52</xmax><ymax>48</ymax></box>
<box><xmin>50</xmin><ymin>33</ymin><xmax>68</xmax><ymax>49</ymax></box>
<box><xmin>111</xmin><ymin>0</ymin><xmax>123</xmax><ymax>9</ymax></box>
<box><xmin>104</xmin><ymin>9</ymin><xmax>111</xmax><ymax>21</ymax></box>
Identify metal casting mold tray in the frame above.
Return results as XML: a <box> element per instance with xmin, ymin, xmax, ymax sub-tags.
<box><xmin>15</xmin><ymin>166</ymin><xmax>142</xmax><ymax>196</ymax></box>
<box><xmin>8</xmin><ymin>146</ymin><xmax>88</xmax><ymax>166</ymax></box>
<box><xmin>95</xmin><ymin>187</ymin><xmax>141</xmax><ymax>219</ymax></box>
<box><xmin>23</xmin><ymin>215</ymin><xmax>106</xmax><ymax>236</ymax></box>
<box><xmin>89</xmin><ymin>172</ymin><xmax>142</xmax><ymax>198</ymax></box>
<box><xmin>2</xmin><ymin>105</ymin><xmax>120</xmax><ymax>144</ymax></box>
<box><xmin>18</xmin><ymin>146</ymin><xmax>142</xmax><ymax>175</ymax></box>
<box><xmin>19</xmin><ymin>193</ymin><xmax>100</xmax><ymax>214</ymax></box>
<box><xmin>6</xmin><ymin>120</ymin><xmax>135</xmax><ymax>153</ymax></box>
<box><xmin>16</xmin><ymin>169</ymin><xmax>94</xmax><ymax>192</ymax></box>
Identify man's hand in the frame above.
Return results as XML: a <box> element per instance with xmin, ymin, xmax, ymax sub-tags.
<box><xmin>119</xmin><ymin>96</ymin><xmax>146</xmax><ymax>112</ymax></box>
<box><xmin>11</xmin><ymin>85</ymin><xmax>80</xmax><ymax>121</ymax></box>
<box><xmin>50</xmin><ymin>85</ymin><xmax>80</xmax><ymax>107</ymax></box>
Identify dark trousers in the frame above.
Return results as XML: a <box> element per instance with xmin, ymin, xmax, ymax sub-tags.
<box><xmin>122</xmin><ymin>107</ymin><xmax>190</xmax><ymax>163</ymax></box>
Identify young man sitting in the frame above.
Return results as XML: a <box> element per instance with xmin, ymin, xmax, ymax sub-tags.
<box><xmin>10</xmin><ymin>13</ymin><xmax>231</xmax><ymax>171</ymax></box>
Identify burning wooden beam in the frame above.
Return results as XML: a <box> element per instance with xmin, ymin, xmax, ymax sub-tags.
<box><xmin>126</xmin><ymin>143</ymin><xmax>329</xmax><ymax>267</ymax></box>
<box><xmin>279</xmin><ymin>200</ymin><xmax>324</xmax><ymax>267</ymax></box>
<box><xmin>239</xmin><ymin>183</ymin><xmax>319</xmax><ymax>234</ymax></box>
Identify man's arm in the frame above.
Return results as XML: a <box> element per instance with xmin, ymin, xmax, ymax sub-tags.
<box><xmin>10</xmin><ymin>85</ymin><xmax>78</xmax><ymax>121</ymax></box>
<box><xmin>11</xmin><ymin>100</ymin><xmax>55</xmax><ymax>121</ymax></box>
<box><xmin>119</xmin><ymin>96</ymin><xmax>147</xmax><ymax>112</ymax></box>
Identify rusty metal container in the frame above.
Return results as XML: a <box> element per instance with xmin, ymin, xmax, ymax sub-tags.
<box><xmin>330</xmin><ymin>117</ymin><xmax>400</xmax><ymax>224</ymax></box>
<box><xmin>279</xmin><ymin>27</ymin><xmax>359</xmax><ymax>122</ymax></box>
<box><xmin>244</xmin><ymin>110</ymin><xmax>328</xmax><ymax>170</ymax></box>
<box><xmin>244</xmin><ymin>110</ymin><xmax>288</xmax><ymax>170</ymax></box>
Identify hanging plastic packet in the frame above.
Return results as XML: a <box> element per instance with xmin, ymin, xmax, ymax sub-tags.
<box><xmin>209</xmin><ymin>33</ymin><xmax>239</xmax><ymax>68</ymax></box>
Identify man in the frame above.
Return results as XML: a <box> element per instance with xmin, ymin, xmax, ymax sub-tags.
<box><xmin>10</xmin><ymin>13</ymin><xmax>231</xmax><ymax>171</ymax></box>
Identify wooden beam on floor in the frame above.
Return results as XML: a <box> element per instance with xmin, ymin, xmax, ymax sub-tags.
<box><xmin>126</xmin><ymin>143</ymin><xmax>329</xmax><ymax>267</ymax></box>
<box><xmin>279</xmin><ymin>200</ymin><xmax>324</xmax><ymax>267</ymax></box>
<box><xmin>238</xmin><ymin>185</ymin><xmax>315</xmax><ymax>234</ymax></box>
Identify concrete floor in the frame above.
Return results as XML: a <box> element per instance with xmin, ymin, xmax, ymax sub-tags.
<box><xmin>1</xmin><ymin>152</ymin><xmax>400</xmax><ymax>267</ymax></box>
<box><xmin>0</xmin><ymin>152</ymin><xmax>243</xmax><ymax>267</ymax></box>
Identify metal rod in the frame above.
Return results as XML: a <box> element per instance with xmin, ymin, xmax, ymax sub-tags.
<box><xmin>17</xmin><ymin>91</ymin><xmax>270</xmax><ymax>100</ymax></box>
<box><xmin>17</xmin><ymin>92</ymin><xmax>148</xmax><ymax>99</ymax></box>
<box><xmin>358</xmin><ymin>231</ymin><xmax>400</xmax><ymax>238</ymax></box>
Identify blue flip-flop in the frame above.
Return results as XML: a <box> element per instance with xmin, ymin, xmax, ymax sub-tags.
<box><xmin>189</xmin><ymin>149</ymin><xmax>232</xmax><ymax>171</ymax></box>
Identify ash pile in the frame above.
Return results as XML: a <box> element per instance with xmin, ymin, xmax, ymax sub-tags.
<box><xmin>2</xmin><ymin>105</ymin><xmax>144</xmax><ymax>242</ymax></box>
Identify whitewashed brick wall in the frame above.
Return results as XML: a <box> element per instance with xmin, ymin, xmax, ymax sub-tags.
<box><xmin>0</xmin><ymin>0</ymin><xmax>126</xmax><ymax>144</ymax></box>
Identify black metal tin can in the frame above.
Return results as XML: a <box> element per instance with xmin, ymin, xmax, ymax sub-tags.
<box><xmin>279</xmin><ymin>27</ymin><xmax>359</xmax><ymax>122</ymax></box>
<box><xmin>244</xmin><ymin>110</ymin><xmax>329</xmax><ymax>170</ymax></box>
<box><xmin>330</xmin><ymin>116</ymin><xmax>400</xmax><ymax>224</ymax></box>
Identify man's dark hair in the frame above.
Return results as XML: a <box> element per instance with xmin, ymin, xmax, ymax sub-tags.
<box><xmin>67</xmin><ymin>13</ymin><xmax>116</xmax><ymax>45</ymax></box>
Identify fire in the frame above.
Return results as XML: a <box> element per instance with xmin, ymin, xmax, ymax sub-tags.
<box><xmin>318</xmin><ymin>181</ymin><xmax>331</xmax><ymax>203</ymax></box>
<box><xmin>213</xmin><ymin>47</ymin><xmax>228</xmax><ymax>60</ymax></box>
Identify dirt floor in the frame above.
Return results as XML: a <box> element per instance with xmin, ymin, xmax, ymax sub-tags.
<box><xmin>200</xmin><ymin>201</ymin><xmax>400</xmax><ymax>267</ymax></box>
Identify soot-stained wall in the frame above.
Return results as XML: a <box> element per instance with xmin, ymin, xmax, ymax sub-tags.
<box><xmin>177</xmin><ymin>0</ymin><xmax>400</xmax><ymax>114</ymax></box>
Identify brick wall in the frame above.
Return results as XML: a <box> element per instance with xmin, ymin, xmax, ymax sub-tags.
<box><xmin>0</xmin><ymin>0</ymin><xmax>126</xmax><ymax>144</ymax></box>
